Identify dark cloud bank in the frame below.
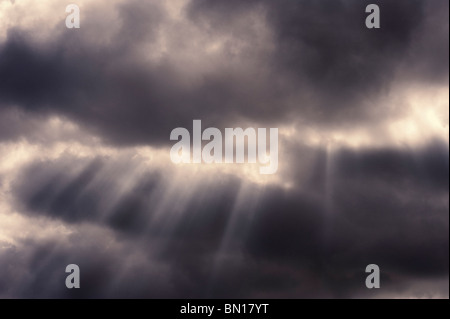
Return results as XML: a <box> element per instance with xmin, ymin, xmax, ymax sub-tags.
<box><xmin>0</xmin><ymin>0</ymin><xmax>448</xmax><ymax>298</ymax></box>
<box><xmin>0</xmin><ymin>0</ymin><xmax>447</xmax><ymax>145</ymax></box>
<box><xmin>3</xmin><ymin>139</ymin><xmax>445</xmax><ymax>298</ymax></box>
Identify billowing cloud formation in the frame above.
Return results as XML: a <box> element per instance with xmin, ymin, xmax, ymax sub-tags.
<box><xmin>0</xmin><ymin>0</ymin><xmax>448</xmax><ymax>298</ymax></box>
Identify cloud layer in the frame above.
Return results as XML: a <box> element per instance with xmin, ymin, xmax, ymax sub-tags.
<box><xmin>0</xmin><ymin>0</ymin><xmax>448</xmax><ymax>298</ymax></box>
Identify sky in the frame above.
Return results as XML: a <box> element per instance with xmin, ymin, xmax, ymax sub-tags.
<box><xmin>0</xmin><ymin>0</ymin><xmax>448</xmax><ymax>298</ymax></box>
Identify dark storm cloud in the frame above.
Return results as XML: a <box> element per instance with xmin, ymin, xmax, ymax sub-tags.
<box><xmin>334</xmin><ymin>140</ymin><xmax>449</xmax><ymax>194</ymax></box>
<box><xmin>188</xmin><ymin>0</ymin><xmax>438</xmax><ymax>122</ymax></box>
<box><xmin>245</xmin><ymin>143</ymin><xmax>448</xmax><ymax>297</ymax></box>
<box><xmin>12</xmin><ymin>153</ymin><xmax>241</xmax><ymax>241</ymax></box>
<box><xmin>0</xmin><ymin>0</ymin><xmax>448</xmax><ymax>146</ymax></box>
<box><xmin>0</xmin><ymin>232</ymin><xmax>176</xmax><ymax>298</ymax></box>
<box><xmin>0</xmin><ymin>25</ymin><xmax>268</xmax><ymax>145</ymax></box>
<box><xmin>7</xmin><ymin>139</ymin><xmax>448</xmax><ymax>298</ymax></box>
<box><xmin>0</xmin><ymin>0</ymin><xmax>448</xmax><ymax>299</ymax></box>
<box><xmin>403</xmin><ymin>0</ymin><xmax>449</xmax><ymax>83</ymax></box>
<box><xmin>172</xmin><ymin>0</ymin><xmax>447</xmax><ymax>125</ymax></box>
<box><xmin>16</xmin><ymin>158</ymin><xmax>105</xmax><ymax>223</ymax></box>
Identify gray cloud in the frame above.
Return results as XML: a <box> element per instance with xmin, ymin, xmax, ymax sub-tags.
<box><xmin>0</xmin><ymin>0</ymin><xmax>447</xmax><ymax>146</ymax></box>
<box><xmin>0</xmin><ymin>0</ymin><xmax>448</xmax><ymax>299</ymax></box>
<box><xmin>3</xmin><ymin>140</ymin><xmax>447</xmax><ymax>298</ymax></box>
